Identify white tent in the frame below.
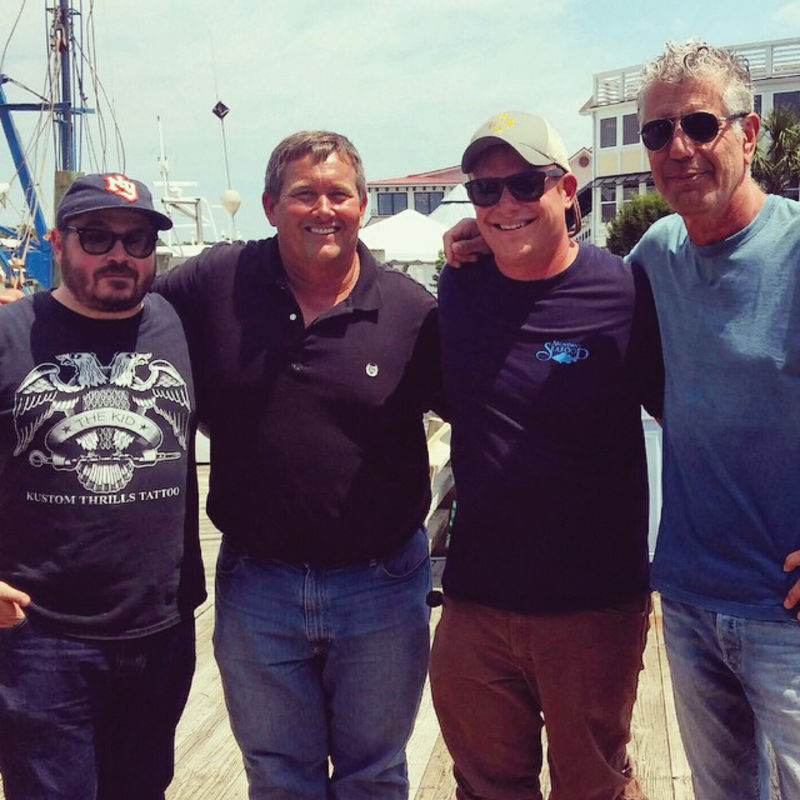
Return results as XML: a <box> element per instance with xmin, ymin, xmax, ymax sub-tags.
<box><xmin>429</xmin><ymin>183</ymin><xmax>475</xmax><ymax>229</ymax></box>
<box><xmin>359</xmin><ymin>209</ymin><xmax>446</xmax><ymax>263</ymax></box>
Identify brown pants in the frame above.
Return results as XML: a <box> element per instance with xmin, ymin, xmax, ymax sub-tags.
<box><xmin>429</xmin><ymin>595</ymin><xmax>650</xmax><ymax>800</ymax></box>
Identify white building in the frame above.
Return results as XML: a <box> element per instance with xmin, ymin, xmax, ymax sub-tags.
<box><xmin>366</xmin><ymin>166</ymin><xmax>465</xmax><ymax>223</ymax></box>
<box><xmin>367</xmin><ymin>150</ymin><xmax>595</xmax><ymax>241</ymax></box>
<box><xmin>581</xmin><ymin>37</ymin><xmax>800</xmax><ymax>247</ymax></box>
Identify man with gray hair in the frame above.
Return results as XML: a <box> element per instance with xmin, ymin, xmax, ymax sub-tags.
<box><xmin>628</xmin><ymin>39</ymin><xmax>800</xmax><ymax>799</ymax></box>
<box><xmin>154</xmin><ymin>130</ymin><xmax>441</xmax><ymax>799</ymax></box>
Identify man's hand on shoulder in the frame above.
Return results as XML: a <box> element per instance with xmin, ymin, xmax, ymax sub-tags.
<box><xmin>0</xmin><ymin>581</ymin><xmax>30</xmax><ymax>627</ymax></box>
<box><xmin>0</xmin><ymin>288</ymin><xmax>25</xmax><ymax>305</ymax></box>
<box><xmin>443</xmin><ymin>218</ymin><xmax>489</xmax><ymax>266</ymax></box>
<box><xmin>783</xmin><ymin>550</ymin><xmax>800</xmax><ymax>619</ymax></box>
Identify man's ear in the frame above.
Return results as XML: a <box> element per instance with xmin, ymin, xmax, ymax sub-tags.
<box><xmin>561</xmin><ymin>173</ymin><xmax>578</xmax><ymax>208</ymax></box>
<box><xmin>262</xmin><ymin>192</ymin><xmax>278</xmax><ymax>226</ymax></box>
<box><xmin>50</xmin><ymin>227</ymin><xmax>64</xmax><ymax>263</ymax></box>
<box><xmin>742</xmin><ymin>112</ymin><xmax>760</xmax><ymax>165</ymax></box>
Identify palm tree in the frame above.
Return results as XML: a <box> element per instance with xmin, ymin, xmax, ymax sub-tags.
<box><xmin>752</xmin><ymin>105</ymin><xmax>800</xmax><ymax>197</ymax></box>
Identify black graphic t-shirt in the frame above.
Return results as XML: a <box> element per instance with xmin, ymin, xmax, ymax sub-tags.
<box><xmin>0</xmin><ymin>292</ymin><xmax>205</xmax><ymax>639</ymax></box>
<box><xmin>438</xmin><ymin>244</ymin><xmax>663</xmax><ymax>612</ymax></box>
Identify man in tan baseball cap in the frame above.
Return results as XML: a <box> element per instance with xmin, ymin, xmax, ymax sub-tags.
<box><xmin>429</xmin><ymin>111</ymin><xmax>663</xmax><ymax>799</ymax></box>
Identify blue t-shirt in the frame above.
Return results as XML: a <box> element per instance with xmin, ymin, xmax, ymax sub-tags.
<box><xmin>629</xmin><ymin>194</ymin><xmax>800</xmax><ymax>620</ymax></box>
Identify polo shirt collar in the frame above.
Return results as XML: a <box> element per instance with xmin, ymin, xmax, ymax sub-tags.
<box><xmin>262</xmin><ymin>236</ymin><xmax>382</xmax><ymax>313</ymax></box>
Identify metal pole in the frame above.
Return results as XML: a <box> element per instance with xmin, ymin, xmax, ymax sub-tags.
<box><xmin>57</xmin><ymin>0</ymin><xmax>74</xmax><ymax>171</ymax></box>
<box><xmin>220</xmin><ymin>119</ymin><xmax>232</xmax><ymax>189</ymax></box>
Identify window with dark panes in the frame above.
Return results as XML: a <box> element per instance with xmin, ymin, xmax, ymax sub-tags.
<box><xmin>754</xmin><ymin>94</ymin><xmax>762</xmax><ymax>116</ymax></box>
<box><xmin>377</xmin><ymin>192</ymin><xmax>408</xmax><ymax>216</ymax></box>
<box><xmin>622</xmin><ymin>180</ymin><xmax>639</xmax><ymax>201</ymax></box>
<box><xmin>414</xmin><ymin>191</ymin><xmax>444</xmax><ymax>214</ymax></box>
<box><xmin>601</xmin><ymin>183</ymin><xmax>617</xmax><ymax>222</ymax></box>
<box><xmin>774</xmin><ymin>91</ymin><xmax>800</xmax><ymax>115</ymax></box>
<box><xmin>623</xmin><ymin>114</ymin><xmax>639</xmax><ymax>145</ymax></box>
<box><xmin>600</xmin><ymin>117</ymin><xmax>617</xmax><ymax>148</ymax></box>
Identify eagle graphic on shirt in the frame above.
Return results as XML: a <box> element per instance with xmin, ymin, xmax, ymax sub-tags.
<box><xmin>13</xmin><ymin>351</ymin><xmax>191</xmax><ymax>494</ymax></box>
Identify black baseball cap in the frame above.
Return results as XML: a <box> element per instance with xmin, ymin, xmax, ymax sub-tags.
<box><xmin>56</xmin><ymin>173</ymin><xmax>173</xmax><ymax>230</ymax></box>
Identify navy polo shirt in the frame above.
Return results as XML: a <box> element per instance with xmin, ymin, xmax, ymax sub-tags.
<box><xmin>154</xmin><ymin>237</ymin><xmax>441</xmax><ymax>563</ymax></box>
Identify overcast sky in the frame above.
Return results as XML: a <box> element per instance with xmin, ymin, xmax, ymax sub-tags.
<box><xmin>3</xmin><ymin>0</ymin><xmax>800</xmax><ymax>239</ymax></box>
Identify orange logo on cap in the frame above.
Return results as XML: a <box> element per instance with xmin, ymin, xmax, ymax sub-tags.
<box><xmin>488</xmin><ymin>113</ymin><xmax>515</xmax><ymax>133</ymax></box>
<box><xmin>104</xmin><ymin>174</ymin><xmax>138</xmax><ymax>203</ymax></box>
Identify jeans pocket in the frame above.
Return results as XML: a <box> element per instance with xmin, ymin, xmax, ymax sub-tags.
<box><xmin>379</xmin><ymin>528</ymin><xmax>429</xmax><ymax>579</ymax></box>
<box><xmin>0</xmin><ymin>616</ymin><xmax>29</xmax><ymax>634</ymax></box>
<box><xmin>216</xmin><ymin>540</ymin><xmax>247</xmax><ymax>578</ymax></box>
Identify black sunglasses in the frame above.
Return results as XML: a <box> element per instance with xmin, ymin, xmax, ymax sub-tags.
<box><xmin>63</xmin><ymin>226</ymin><xmax>158</xmax><ymax>258</ymax></box>
<box><xmin>465</xmin><ymin>169</ymin><xmax>564</xmax><ymax>207</ymax></box>
<box><xmin>640</xmin><ymin>111</ymin><xmax>748</xmax><ymax>151</ymax></box>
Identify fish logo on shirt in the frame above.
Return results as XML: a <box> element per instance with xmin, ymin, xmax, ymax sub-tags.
<box><xmin>535</xmin><ymin>341</ymin><xmax>589</xmax><ymax>365</ymax></box>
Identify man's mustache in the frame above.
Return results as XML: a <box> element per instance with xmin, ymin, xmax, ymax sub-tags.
<box><xmin>94</xmin><ymin>263</ymin><xmax>138</xmax><ymax>279</ymax></box>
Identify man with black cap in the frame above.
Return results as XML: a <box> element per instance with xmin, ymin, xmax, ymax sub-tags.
<box><xmin>0</xmin><ymin>173</ymin><xmax>205</xmax><ymax>799</ymax></box>
<box><xmin>429</xmin><ymin>112</ymin><xmax>662</xmax><ymax>800</ymax></box>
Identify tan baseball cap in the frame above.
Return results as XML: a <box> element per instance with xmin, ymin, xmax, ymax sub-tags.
<box><xmin>461</xmin><ymin>111</ymin><xmax>570</xmax><ymax>174</ymax></box>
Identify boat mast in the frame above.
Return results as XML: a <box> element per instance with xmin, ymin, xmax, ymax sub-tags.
<box><xmin>0</xmin><ymin>0</ymin><xmax>94</xmax><ymax>289</ymax></box>
<box><xmin>55</xmin><ymin>0</ymin><xmax>76</xmax><ymax>171</ymax></box>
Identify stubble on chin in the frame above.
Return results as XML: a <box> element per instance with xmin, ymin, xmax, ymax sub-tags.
<box><xmin>60</xmin><ymin>253</ymin><xmax>153</xmax><ymax>314</ymax></box>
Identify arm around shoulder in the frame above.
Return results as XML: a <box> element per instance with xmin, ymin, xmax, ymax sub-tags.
<box><xmin>0</xmin><ymin>581</ymin><xmax>31</xmax><ymax>627</ymax></box>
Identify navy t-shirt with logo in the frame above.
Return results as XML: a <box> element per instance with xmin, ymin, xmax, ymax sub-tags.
<box><xmin>0</xmin><ymin>292</ymin><xmax>205</xmax><ymax>639</ymax></box>
<box><xmin>439</xmin><ymin>243</ymin><xmax>663</xmax><ymax>612</ymax></box>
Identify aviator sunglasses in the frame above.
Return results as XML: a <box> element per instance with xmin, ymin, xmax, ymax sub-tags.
<box><xmin>63</xmin><ymin>226</ymin><xmax>158</xmax><ymax>258</ymax></box>
<box><xmin>640</xmin><ymin>110</ymin><xmax>748</xmax><ymax>151</ymax></box>
<box><xmin>465</xmin><ymin>168</ymin><xmax>564</xmax><ymax>207</ymax></box>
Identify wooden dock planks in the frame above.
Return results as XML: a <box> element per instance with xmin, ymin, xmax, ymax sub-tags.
<box><xmin>0</xmin><ymin>466</ymin><xmax>696</xmax><ymax>799</ymax></box>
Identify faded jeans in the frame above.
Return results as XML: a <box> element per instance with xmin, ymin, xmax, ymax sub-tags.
<box><xmin>213</xmin><ymin>529</ymin><xmax>431</xmax><ymax>800</ymax></box>
<box><xmin>0</xmin><ymin>616</ymin><xmax>195</xmax><ymax>800</ymax></box>
<box><xmin>662</xmin><ymin>596</ymin><xmax>800</xmax><ymax>800</ymax></box>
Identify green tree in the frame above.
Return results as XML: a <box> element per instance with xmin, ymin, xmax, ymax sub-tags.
<box><xmin>605</xmin><ymin>192</ymin><xmax>673</xmax><ymax>257</ymax></box>
<box><xmin>432</xmin><ymin>249</ymin><xmax>445</xmax><ymax>285</ymax></box>
<box><xmin>752</xmin><ymin>105</ymin><xmax>800</xmax><ymax>197</ymax></box>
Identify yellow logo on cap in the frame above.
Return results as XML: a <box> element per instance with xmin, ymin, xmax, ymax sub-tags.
<box><xmin>488</xmin><ymin>113</ymin><xmax>516</xmax><ymax>133</ymax></box>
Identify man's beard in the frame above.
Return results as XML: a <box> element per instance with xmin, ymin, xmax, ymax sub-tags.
<box><xmin>59</xmin><ymin>251</ymin><xmax>154</xmax><ymax>313</ymax></box>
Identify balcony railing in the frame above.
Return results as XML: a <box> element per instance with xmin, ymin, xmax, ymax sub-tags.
<box><xmin>591</xmin><ymin>38</ymin><xmax>800</xmax><ymax>108</ymax></box>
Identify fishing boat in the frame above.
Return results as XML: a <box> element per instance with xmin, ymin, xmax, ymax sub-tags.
<box><xmin>0</xmin><ymin>0</ymin><xmax>240</xmax><ymax>292</ymax></box>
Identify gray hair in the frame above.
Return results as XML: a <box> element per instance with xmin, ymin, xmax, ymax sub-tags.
<box><xmin>263</xmin><ymin>130</ymin><xmax>367</xmax><ymax>202</ymax></box>
<box><xmin>638</xmin><ymin>39</ymin><xmax>754</xmax><ymax>120</ymax></box>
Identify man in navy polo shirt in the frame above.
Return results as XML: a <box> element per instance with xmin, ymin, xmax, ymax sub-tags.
<box><xmin>431</xmin><ymin>112</ymin><xmax>662</xmax><ymax>800</ymax></box>
<box><xmin>155</xmin><ymin>130</ymin><xmax>441</xmax><ymax>799</ymax></box>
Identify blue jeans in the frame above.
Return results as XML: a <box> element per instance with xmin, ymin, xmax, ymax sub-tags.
<box><xmin>0</xmin><ymin>616</ymin><xmax>195</xmax><ymax>800</ymax></box>
<box><xmin>662</xmin><ymin>597</ymin><xmax>800</xmax><ymax>800</ymax></box>
<box><xmin>213</xmin><ymin>528</ymin><xmax>432</xmax><ymax>800</ymax></box>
